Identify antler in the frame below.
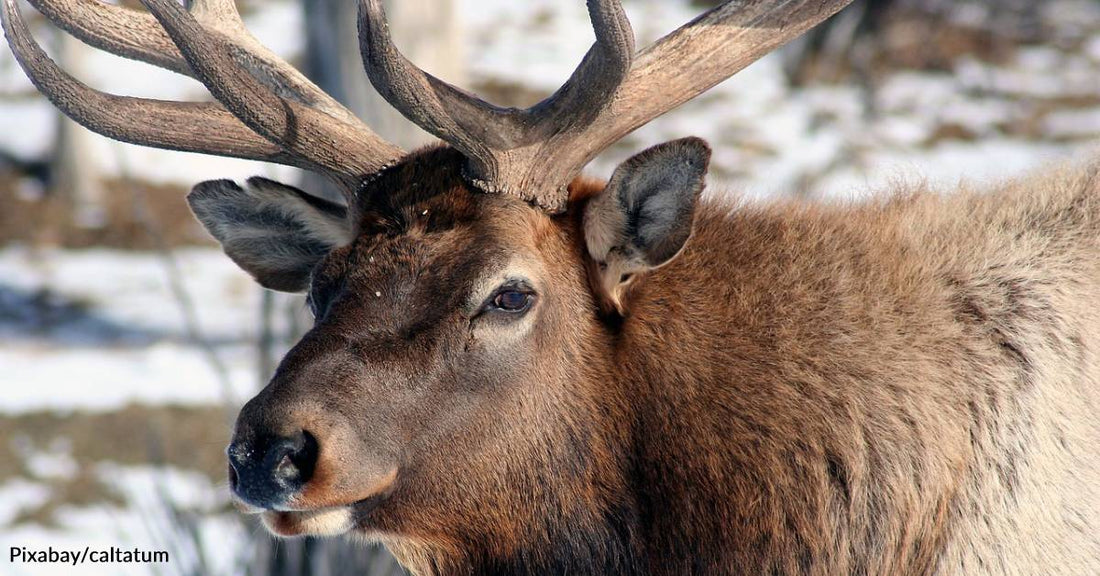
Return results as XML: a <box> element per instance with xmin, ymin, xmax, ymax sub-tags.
<box><xmin>358</xmin><ymin>0</ymin><xmax>634</xmax><ymax>212</ymax></box>
<box><xmin>359</xmin><ymin>0</ymin><xmax>854</xmax><ymax>212</ymax></box>
<box><xmin>4</xmin><ymin>0</ymin><xmax>854</xmax><ymax>212</ymax></box>
<box><xmin>1</xmin><ymin>0</ymin><xmax>403</xmax><ymax>196</ymax></box>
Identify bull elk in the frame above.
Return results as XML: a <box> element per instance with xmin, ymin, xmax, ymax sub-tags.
<box><xmin>5</xmin><ymin>0</ymin><xmax>1100</xmax><ymax>574</ymax></box>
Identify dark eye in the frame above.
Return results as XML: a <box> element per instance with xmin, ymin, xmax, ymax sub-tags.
<box><xmin>492</xmin><ymin>290</ymin><xmax>532</xmax><ymax>312</ymax></box>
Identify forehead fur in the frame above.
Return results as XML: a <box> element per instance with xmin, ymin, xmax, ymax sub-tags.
<box><xmin>354</xmin><ymin>145</ymin><xmax>481</xmax><ymax>237</ymax></box>
<box><xmin>310</xmin><ymin>146</ymin><xmax>578</xmax><ymax>317</ymax></box>
<box><xmin>348</xmin><ymin>144</ymin><xmax>579</xmax><ymax>265</ymax></box>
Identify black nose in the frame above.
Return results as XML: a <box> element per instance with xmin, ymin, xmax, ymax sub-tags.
<box><xmin>228</xmin><ymin>430</ymin><xmax>318</xmax><ymax>509</ymax></box>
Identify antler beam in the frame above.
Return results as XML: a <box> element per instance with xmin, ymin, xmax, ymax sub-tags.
<box><xmin>358</xmin><ymin>0</ymin><xmax>854</xmax><ymax>212</ymax></box>
<box><xmin>2</xmin><ymin>0</ymin><xmax>404</xmax><ymax>200</ymax></box>
<box><xmin>554</xmin><ymin>0</ymin><xmax>856</xmax><ymax>196</ymax></box>
<box><xmin>4</xmin><ymin>0</ymin><xmax>854</xmax><ymax>212</ymax></box>
<box><xmin>139</xmin><ymin>0</ymin><xmax>401</xmax><ymax>183</ymax></box>
<box><xmin>358</xmin><ymin>0</ymin><xmax>635</xmax><ymax>212</ymax></box>
<box><xmin>1</xmin><ymin>0</ymin><xmax>299</xmax><ymax>165</ymax></box>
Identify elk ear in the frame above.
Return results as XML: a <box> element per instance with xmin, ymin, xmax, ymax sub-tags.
<box><xmin>583</xmin><ymin>137</ymin><xmax>710</xmax><ymax>314</ymax></box>
<box><xmin>188</xmin><ymin>177</ymin><xmax>353</xmax><ymax>292</ymax></box>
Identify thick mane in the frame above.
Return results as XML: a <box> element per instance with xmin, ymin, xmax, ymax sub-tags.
<box><xmin>602</xmin><ymin>162</ymin><xmax>1100</xmax><ymax>573</ymax></box>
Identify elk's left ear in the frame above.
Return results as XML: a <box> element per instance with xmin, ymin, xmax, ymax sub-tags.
<box><xmin>583</xmin><ymin>137</ymin><xmax>710</xmax><ymax>314</ymax></box>
<box><xmin>188</xmin><ymin>177</ymin><xmax>353</xmax><ymax>292</ymax></box>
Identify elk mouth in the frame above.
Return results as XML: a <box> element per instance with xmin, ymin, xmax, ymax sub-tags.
<box><xmin>234</xmin><ymin>494</ymin><xmax>388</xmax><ymax>537</ymax></box>
<box><xmin>232</xmin><ymin>468</ymin><xmax>399</xmax><ymax>537</ymax></box>
<box><xmin>260</xmin><ymin>505</ymin><xmax>355</xmax><ymax>537</ymax></box>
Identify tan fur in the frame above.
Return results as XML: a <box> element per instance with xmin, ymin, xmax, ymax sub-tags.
<box><xmin>229</xmin><ymin>147</ymin><xmax>1100</xmax><ymax>575</ymax></box>
<box><xmin>598</xmin><ymin>161</ymin><xmax>1100</xmax><ymax>574</ymax></box>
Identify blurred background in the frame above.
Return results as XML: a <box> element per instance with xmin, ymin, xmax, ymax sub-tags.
<box><xmin>1</xmin><ymin>0</ymin><xmax>1099</xmax><ymax>574</ymax></box>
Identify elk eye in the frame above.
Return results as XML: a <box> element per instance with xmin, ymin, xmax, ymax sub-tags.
<box><xmin>492</xmin><ymin>290</ymin><xmax>532</xmax><ymax>312</ymax></box>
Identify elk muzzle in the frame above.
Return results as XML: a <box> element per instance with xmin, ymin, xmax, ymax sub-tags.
<box><xmin>228</xmin><ymin>428</ymin><xmax>318</xmax><ymax>509</ymax></box>
<box><xmin>225</xmin><ymin>334</ymin><xmax>404</xmax><ymax>538</ymax></box>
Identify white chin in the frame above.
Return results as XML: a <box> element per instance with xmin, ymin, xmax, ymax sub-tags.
<box><xmin>261</xmin><ymin>507</ymin><xmax>353</xmax><ymax>537</ymax></box>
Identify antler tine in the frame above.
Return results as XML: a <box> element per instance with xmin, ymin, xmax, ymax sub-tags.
<box><xmin>357</xmin><ymin>0</ymin><xmax>517</xmax><ymax>155</ymax></box>
<box><xmin>140</xmin><ymin>0</ymin><xmax>402</xmax><ymax>190</ymax></box>
<box><xmin>527</xmin><ymin>0</ymin><xmax>634</xmax><ymax>135</ymax></box>
<box><xmin>546</xmin><ymin>0</ymin><xmax>857</xmax><ymax>204</ymax></box>
<box><xmin>25</xmin><ymin>0</ymin><xmax>189</xmax><ymax>75</ymax></box>
<box><xmin>358</xmin><ymin>0</ymin><xmax>633</xmax><ymax>212</ymax></box>
<box><xmin>186</xmin><ymin>0</ymin><xmax>238</xmax><ymax>20</ymax></box>
<box><xmin>1</xmin><ymin>0</ymin><xmax>300</xmax><ymax>166</ymax></box>
<box><xmin>26</xmin><ymin>0</ymin><xmax>365</xmax><ymax>128</ymax></box>
<box><xmin>362</xmin><ymin>0</ymin><xmax>855</xmax><ymax>213</ymax></box>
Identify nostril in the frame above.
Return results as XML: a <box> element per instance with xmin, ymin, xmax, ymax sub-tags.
<box><xmin>264</xmin><ymin>430</ymin><xmax>319</xmax><ymax>488</ymax></box>
<box><xmin>274</xmin><ymin>454</ymin><xmax>294</xmax><ymax>480</ymax></box>
<box><xmin>227</xmin><ymin>430</ymin><xmax>319</xmax><ymax>508</ymax></box>
<box><xmin>291</xmin><ymin>430</ymin><xmax>318</xmax><ymax>484</ymax></box>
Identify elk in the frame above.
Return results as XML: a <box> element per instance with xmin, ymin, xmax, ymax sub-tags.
<box><xmin>4</xmin><ymin>0</ymin><xmax>1099</xmax><ymax>574</ymax></box>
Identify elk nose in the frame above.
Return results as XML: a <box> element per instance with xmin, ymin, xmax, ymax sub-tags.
<box><xmin>227</xmin><ymin>430</ymin><xmax>318</xmax><ymax>509</ymax></box>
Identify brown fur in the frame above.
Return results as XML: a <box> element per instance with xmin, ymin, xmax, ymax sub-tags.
<box><xmin>232</xmin><ymin>146</ymin><xmax>1100</xmax><ymax>575</ymax></box>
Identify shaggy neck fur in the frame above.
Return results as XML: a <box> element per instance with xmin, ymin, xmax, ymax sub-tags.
<box><xmin>410</xmin><ymin>162</ymin><xmax>1099</xmax><ymax>574</ymax></box>
<box><xmin>333</xmin><ymin>150</ymin><xmax>1100</xmax><ymax>575</ymax></box>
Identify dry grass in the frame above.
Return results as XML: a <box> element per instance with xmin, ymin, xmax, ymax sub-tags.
<box><xmin>793</xmin><ymin>8</ymin><xmax>1023</xmax><ymax>85</ymax></box>
<box><xmin>469</xmin><ymin>77</ymin><xmax>551</xmax><ymax>109</ymax></box>
<box><xmin>0</xmin><ymin>171</ymin><xmax>214</xmax><ymax>249</ymax></box>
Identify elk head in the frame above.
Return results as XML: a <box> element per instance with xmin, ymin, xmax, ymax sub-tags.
<box><xmin>2</xmin><ymin>0</ymin><xmax>853</xmax><ymax>565</ymax></box>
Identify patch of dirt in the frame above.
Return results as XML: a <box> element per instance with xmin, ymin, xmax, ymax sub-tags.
<box><xmin>0</xmin><ymin>404</ymin><xmax>232</xmax><ymax>527</ymax></box>
<box><xmin>794</xmin><ymin>8</ymin><xmax>1023</xmax><ymax>86</ymax></box>
<box><xmin>923</xmin><ymin>121</ymin><xmax>982</xmax><ymax>146</ymax></box>
<box><xmin>0</xmin><ymin>173</ymin><xmax>214</xmax><ymax>249</ymax></box>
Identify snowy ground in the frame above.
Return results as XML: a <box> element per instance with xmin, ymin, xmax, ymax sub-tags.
<box><xmin>0</xmin><ymin>247</ymin><xmax>264</xmax><ymax>575</ymax></box>
<box><xmin>2</xmin><ymin>0</ymin><xmax>1100</xmax><ymax>574</ymax></box>
<box><xmin>0</xmin><ymin>247</ymin><xmax>274</xmax><ymax>412</ymax></box>
<box><xmin>0</xmin><ymin>463</ymin><xmax>250</xmax><ymax>576</ymax></box>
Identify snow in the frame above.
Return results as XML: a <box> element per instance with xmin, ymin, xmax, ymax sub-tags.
<box><xmin>1043</xmin><ymin>108</ymin><xmax>1100</xmax><ymax>139</ymax></box>
<box><xmin>0</xmin><ymin>465</ymin><xmax>249</xmax><ymax>576</ymax></box>
<box><xmin>14</xmin><ymin>436</ymin><xmax>79</xmax><ymax>480</ymax></box>
<box><xmin>1088</xmin><ymin>35</ymin><xmax>1100</xmax><ymax>62</ymax></box>
<box><xmin>0</xmin><ymin>100</ymin><xmax>53</xmax><ymax>161</ymax></box>
<box><xmin>0</xmin><ymin>342</ymin><xmax>259</xmax><ymax>412</ymax></box>
<box><xmin>0</xmin><ymin>248</ymin><xmax>260</xmax><ymax>341</ymax></box>
<box><xmin>0</xmin><ymin>247</ymin><xmax>291</xmax><ymax>413</ymax></box>
<box><xmin>0</xmin><ymin>479</ymin><xmax>51</xmax><ymax>525</ymax></box>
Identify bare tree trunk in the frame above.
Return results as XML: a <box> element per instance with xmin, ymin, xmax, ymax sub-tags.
<box><xmin>51</xmin><ymin>32</ymin><xmax>105</xmax><ymax>229</ymax></box>
<box><xmin>299</xmin><ymin>0</ymin><xmax>464</xmax><ymax>205</ymax></box>
<box><xmin>303</xmin><ymin>0</ymin><xmax>465</xmax><ymax>149</ymax></box>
